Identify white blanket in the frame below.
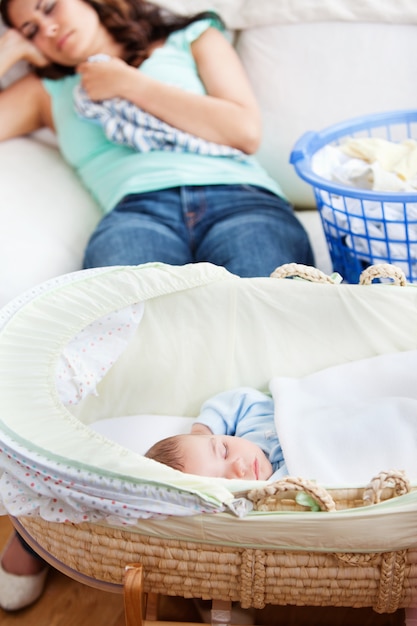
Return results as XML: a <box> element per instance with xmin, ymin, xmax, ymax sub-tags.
<box><xmin>270</xmin><ymin>350</ymin><xmax>417</xmax><ymax>486</ymax></box>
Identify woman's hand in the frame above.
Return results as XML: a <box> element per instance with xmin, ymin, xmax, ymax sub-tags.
<box><xmin>0</xmin><ymin>29</ymin><xmax>49</xmax><ymax>69</ymax></box>
<box><xmin>77</xmin><ymin>28</ymin><xmax>261</xmax><ymax>154</ymax></box>
<box><xmin>78</xmin><ymin>28</ymin><xmax>261</xmax><ymax>153</ymax></box>
<box><xmin>77</xmin><ymin>56</ymin><xmax>137</xmax><ymax>101</ymax></box>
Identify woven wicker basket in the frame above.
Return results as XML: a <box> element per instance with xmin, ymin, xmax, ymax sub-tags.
<box><xmin>15</xmin><ymin>468</ymin><xmax>417</xmax><ymax>614</ymax></box>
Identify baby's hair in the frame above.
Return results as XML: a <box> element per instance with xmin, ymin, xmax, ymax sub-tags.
<box><xmin>145</xmin><ymin>434</ymin><xmax>186</xmax><ymax>471</ymax></box>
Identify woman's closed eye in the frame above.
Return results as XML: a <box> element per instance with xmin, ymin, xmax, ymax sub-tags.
<box><xmin>23</xmin><ymin>0</ymin><xmax>57</xmax><ymax>39</ymax></box>
<box><xmin>23</xmin><ymin>23</ymin><xmax>38</xmax><ymax>39</ymax></box>
<box><xmin>40</xmin><ymin>0</ymin><xmax>57</xmax><ymax>17</ymax></box>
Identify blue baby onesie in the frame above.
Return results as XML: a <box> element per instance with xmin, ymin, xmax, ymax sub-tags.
<box><xmin>195</xmin><ymin>387</ymin><xmax>287</xmax><ymax>479</ymax></box>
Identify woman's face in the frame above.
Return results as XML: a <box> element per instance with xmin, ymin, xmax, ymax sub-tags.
<box><xmin>8</xmin><ymin>0</ymin><xmax>115</xmax><ymax>65</ymax></box>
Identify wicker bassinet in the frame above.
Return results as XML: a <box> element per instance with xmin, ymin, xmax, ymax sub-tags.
<box><xmin>0</xmin><ymin>261</ymin><xmax>416</xmax><ymax>624</ymax></box>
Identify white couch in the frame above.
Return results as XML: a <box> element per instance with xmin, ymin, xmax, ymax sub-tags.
<box><xmin>1</xmin><ymin>0</ymin><xmax>416</xmax><ymax>307</ymax></box>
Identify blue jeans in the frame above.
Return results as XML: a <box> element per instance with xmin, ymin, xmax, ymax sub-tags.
<box><xmin>83</xmin><ymin>185</ymin><xmax>314</xmax><ymax>277</ymax></box>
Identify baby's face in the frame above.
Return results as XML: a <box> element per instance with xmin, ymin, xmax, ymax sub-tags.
<box><xmin>179</xmin><ymin>434</ymin><xmax>273</xmax><ymax>481</ymax></box>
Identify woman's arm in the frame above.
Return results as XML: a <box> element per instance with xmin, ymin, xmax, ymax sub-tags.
<box><xmin>77</xmin><ymin>28</ymin><xmax>262</xmax><ymax>154</ymax></box>
<box><xmin>0</xmin><ymin>30</ymin><xmax>52</xmax><ymax>141</ymax></box>
<box><xmin>0</xmin><ymin>74</ymin><xmax>53</xmax><ymax>140</ymax></box>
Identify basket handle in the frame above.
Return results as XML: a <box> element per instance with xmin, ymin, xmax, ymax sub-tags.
<box><xmin>271</xmin><ymin>262</ymin><xmax>408</xmax><ymax>286</ymax></box>
<box><xmin>270</xmin><ymin>263</ymin><xmax>342</xmax><ymax>284</ymax></box>
<box><xmin>247</xmin><ymin>476</ymin><xmax>337</xmax><ymax>512</ymax></box>
<box><xmin>359</xmin><ymin>264</ymin><xmax>408</xmax><ymax>286</ymax></box>
<box><xmin>245</xmin><ymin>470</ymin><xmax>411</xmax><ymax>513</ymax></box>
<box><xmin>363</xmin><ymin>469</ymin><xmax>410</xmax><ymax>505</ymax></box>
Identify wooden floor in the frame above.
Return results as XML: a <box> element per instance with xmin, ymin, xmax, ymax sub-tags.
<box><xmin>0</xmin><ymin>515</ymin><xmax>406</xmax><ymax>626</ymax></box>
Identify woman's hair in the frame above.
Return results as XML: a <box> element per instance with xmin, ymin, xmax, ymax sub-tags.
<box><xmin>0</xmin><ymin>0</ymin><xmax>222</xmax><ymax>79</ymax></box>
<box><xmin>145</xmin><ymin>434</ymin><xmax>186</xmax><ymax>471</ymax></box>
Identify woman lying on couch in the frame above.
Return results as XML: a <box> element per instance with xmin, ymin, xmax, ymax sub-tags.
<box><xmin>0</xmin><ymin>0</ymin><xmax>313</xmax><ymax>278</ymax></box>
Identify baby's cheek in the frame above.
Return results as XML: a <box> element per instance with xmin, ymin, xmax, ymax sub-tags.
<box><xmin>261</xmin><ymin>454</ymin><xmax>273</xmax><ymax>480</ymax></box>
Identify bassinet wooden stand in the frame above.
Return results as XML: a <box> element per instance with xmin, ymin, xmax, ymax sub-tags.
<box><xmin>124</xmin><ymin>563</ymin><xmax>251</xmax><ymax>626</ymax></box>
<box><xmin>124</xmin><ymin>564</ymin><xmax>237</xmax><ymax>626</ymax></box>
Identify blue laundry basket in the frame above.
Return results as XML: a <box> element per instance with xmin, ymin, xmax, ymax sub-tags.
<box><xmin>290</xmin><ymin>110</ymin><xmax>417</xmax><ymax>283</ymax></box>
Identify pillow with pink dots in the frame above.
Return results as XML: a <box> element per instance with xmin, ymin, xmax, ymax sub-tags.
<box><xmin>55</xmin><ymin>302</ymin><xmax>144</xmax><ymax>406</ymax></box>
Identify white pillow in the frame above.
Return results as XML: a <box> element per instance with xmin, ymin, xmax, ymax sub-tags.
<box><xmin>90</xmin><ymin>414</ymin><xmax>192</xmax><ymax>455</ymax></box>
<box><xmin>154</xmin><ymin>0</ymin><xmax>417</xmax><ymax>29</ymax></box>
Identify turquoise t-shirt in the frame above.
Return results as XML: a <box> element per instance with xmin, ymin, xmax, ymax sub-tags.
<box><xmin>43</xmin><ymin>18</ymin><xmax>285</xmax><ymax>214</ymax></box>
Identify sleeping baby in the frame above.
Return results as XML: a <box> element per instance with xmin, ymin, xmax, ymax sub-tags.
<box><xmin>146</xmin><ymin>350</ymin><xmax>417</xmax><ymax>484</ymax></box>
<box><xmin>145</xmin><ymin>387</ymin><xmax>287</xmax><ymax>481</ymax></box>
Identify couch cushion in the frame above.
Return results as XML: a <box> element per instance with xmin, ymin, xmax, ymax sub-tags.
<box><xmin>0</xmin><ymin>137</ymin><xmax>100</xmax><ymax>306</ymax></box>
<box><xmin>154</xmin><ymin>0</ymin><xmax>417</xmax><ymax>28</ymax></box>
